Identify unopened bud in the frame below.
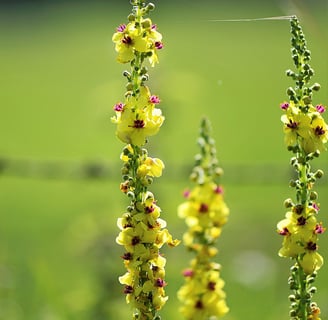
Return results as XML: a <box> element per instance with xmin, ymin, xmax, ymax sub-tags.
<box><xmin>141</xmin><ymin>18</ymin><xmax>151</xmax><ymax>29</ymax></box>
<box><xmin>314</xmin><ymin>170</ymin><xmax>324</xmax><ymax>179</ymax></box>
<box><xmin>310</xmin><ymin>191</ymin><xmax>318</xmax><ymax>200</ymax></box>
<box><xmin>147</xmin><ymin>3</ymin><xmax>155</xmax><ymax>11</ymax></box>
<box><xmin>311</xmin><ymin>83</ymin><xmax>321</xmax><ymax>91</ymax></box>
<box><xmin>127</xmin><ymin>13</ymin><xmax>135</xmax><ymax>21</ymax></box>
<box><xmin>289</xmin><ymin>180</ymin><xmax>297</xmax><ymax>188</ymax></box>
<box><xmin>127</xmin><ymin>191</ymin><xmax>135</xmax><ymax>199</ymax></box>
<box><xmin>302</xmin><ymin>96</ymin><xmax>312</xmax><ymax>105</ymax></box>
<box><xmin>284</xmin><ymin>198</ymin><xmax>294</xmax><ymax>208</ymax></box>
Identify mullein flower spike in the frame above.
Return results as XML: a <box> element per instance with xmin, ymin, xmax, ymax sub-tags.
<box><xmin>277</xmin><ymin>16</ymin><xmax>326</xmax><ymax>320</ymax></box>
<box><xmin>178</xmin><ymin>118</ymin><xmax>229</xmax><ymax>320</ymax></box>
<box><xmin>112</xmin><ymin>2</ymin><xmax>179</xmax><ymax>319</ymax></box>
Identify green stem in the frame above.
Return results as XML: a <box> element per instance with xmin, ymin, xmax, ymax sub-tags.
<box><xmin>296</xmin><ymin>260</ymin><xmax>309</xmax><ymax>320</ymax></box>
<box><xmin>131</xmin><ymin>52</ymin><xmax>143</xmax><ymax>96</ymax></box>
<box><xmin>297</xmin><ymin>155</ymin><xmax>309</xmax><ymax>206</ymax></box>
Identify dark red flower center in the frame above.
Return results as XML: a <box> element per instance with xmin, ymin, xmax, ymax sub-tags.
<box><xmin>315</xmin><ymin>126</ymin><xmax>325</xmax><ymax>136</ymax></box>
<box><xmin>287</xmin><ymin>119</ymin><xmax>298</xmax><ymax>129</ymax></box>
<box><xmin>133</xmin><ymin>119</ymin><xmax>145</xmax><ymax>128</ymax></box>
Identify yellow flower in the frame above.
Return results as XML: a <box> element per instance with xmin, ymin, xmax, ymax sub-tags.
<box><xmin>137</xmin><ymin>157</ymin><xmax>165</xmax><ymax>177</ymax></box>
<box><xmin>299</xmin><ymin>251</ymin><xmax>323</xmax><ymax>274</ymax></box>
<box><xmin>302</xmin><ymin>115</ymin><xmax>328</xmax><ymax>153</ymax></box>
<box><xmin>112</xmin><ymin>22</ymin><xmax>149</xmax><ymax>63</ymax></box>
<box><xmin>112</xmin><ymin>20</ymin><xmax>163</xmax><ymax>66</ymax></box>
<box><xmin>281</xmin><ymin>110</ymin><xmax>311</xmax><ymax>147</ymax></box>
<box><xmin>178</xmin><ymin>182</ymin><xmax>229</xmax><ymax>242</ymax></box>
<box><xmin>281</xmin><ymin>101</ymin><xmax>328</xmax><ymax>153</ymax></box>
<box><xmin>112</xmin><ymin>87</ymin><xmax>164</xmax><ymax>146</ymax></box>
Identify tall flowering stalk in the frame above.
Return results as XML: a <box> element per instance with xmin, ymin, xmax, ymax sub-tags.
<box><xmin>277</xmin><ymin>16</ymin><xmax>327</xmax><ymax>320</ymax></box>
<box><xmin>111</xmin><ymin>1</ymin><xmax>179</xmax><ymax>319</ymax></box>
<box><xmin>177</xmin><ymin>118</ymin><xmax>229</xmax><ymax>320</ymax></box>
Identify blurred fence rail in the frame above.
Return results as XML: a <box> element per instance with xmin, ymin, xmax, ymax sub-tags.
<box><xmin>2</xmin><ymin>156</ymin><xmax>328</xmax><ymax>185</ymax></box>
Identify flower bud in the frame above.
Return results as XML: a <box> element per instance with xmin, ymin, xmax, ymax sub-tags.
<box><xmin>290</xmin><ymin>302</ymin><xmax>298</xmax><ymax>309</ymax></box>
<box><xmin>127</xmin><ymin>191</ymin><xmax>135</xmax><ymax>199</ymax></box>
<box><xmin>121</xmin><ymin>166</ymin><xmax>130</xmax><ymax>175</ymax></box>
<box><xmin>123</xmin><ymin>70</ymin><xmax>131</xmax><ymax>78</ymax></box>
<box><xmin>314</xmin><ymin>169</ymin><xmax>324</xmax><ymax>179</ymax></box>
<box><xmin>284</xmin><ymin>198</ymin><xmax>294</xmax><ymax>208</ymax></box>
<box><xmin>126</xmin><ymin>83</ymin><xmax>134</xmax><ymax>91</ymax></box>
<box><xmin>289</xmin><ymin>180</ymin><xmax>297</xmax><ymax>188</ymax></box>
<box><xmin>289</xmin><ymin>309</ymin><xmax>297</xmax><ymax>317</ymax></box>
<box><xmin>302</xmin><ymin>96</ymin><xmax>312</xmax><ymax>105</ymax></box>
<box><xmin>215</xmin><ymin>167</ymin><xmax>224</xmax><ymax>177</ymax></box>
<box><xmin>288</xmin><ymin>294</ymin><xmax>296</xmax><ymax>302</ymax></box>
<box><xmin>310</xmin><ymin>191</ymin><xmax>318</xmax><ymax>200</ymax></box>
<box><xmin>141</xmin><ymin>74</ymin><xmax>149</xmax><ymax>82</ymax></box>
<box><xmin>127</xmin><ymin>13</ymin><xmax>135</xmax><ymax>21</ymax></box>
<box><xmin>135</xmin><ymin>201</ymin><xmax>144</xmax><ymax>212</ymax></box>
<box><xmin>313</xmin><ymin>150</ymin><xmax>320</xmax><ymax>158</ymax></box>
<box><xmin>311</xmin><ymin>83</ymin><xmax>321</xmax><ymax>91</ymax></box>
<box><xmin>287</xmin><ymin>87</ymin><xmax>296</xmax><ymax>96</ymax></box>
<box><xmin>141</xmin><ymin>18</ymin><xmax>152</xmax><ymax>29</ymax></box>
<box><xmin>308</xmin><ymin>286</ymin><xmax>317</xmax><ymax>294</ymax></box>
<box><xmin>286</xmin><ymin>69</ymin><xmax>295</xmax><ymax>77</ymax></box>
<box><xmin>147</xmin><ymin>3</ymin><xmax>155</xmax><ymax>11</ymax></box>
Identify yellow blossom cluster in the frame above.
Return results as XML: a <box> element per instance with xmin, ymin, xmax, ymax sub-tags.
<box><xmin>178</xmin><ymin>182</ymin><xmax>229</xmax><ymax>253</ymax></box>
<box><xmin>277</xmin><ymin>202</ymin><xmax>325</xmax><ymax>274</ymax></box>
<box><xmin>112</xmin><ymin>16</ymin><xmax>163</xmax><ymax>66</ymax></box>
<box><xmin>116</xmin><ymin>188</ymin><xmax>179</xmax><ymax>316</ymax></box>
<box><xmin>177</xmin><ymin>260</ymin><xmax>228</xmax><ymax>320</ymax></box>
<box><xmin>177</xmin><ymin>118</ymin><xmax>229</xmax><ymax>319</ymax></box>
<box><xmin>281</xmin><ymin>101</ymin><xmax>328</xmax><ymax>154</ymax></box>
<box><xmin>112</xmin><ymin>86</ymin><xmax>164</xmax><ymax>146</ymax></box>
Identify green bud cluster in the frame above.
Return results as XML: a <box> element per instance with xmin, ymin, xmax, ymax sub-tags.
<box><xmin>288</xmin><ymin>264</ymin><xmax>320</xmax><ymax>319</ymax></box>
<box><xmin>287</xmin><ymin>16</ymin><xmax>319</xmax><ymax>105</ymax></box>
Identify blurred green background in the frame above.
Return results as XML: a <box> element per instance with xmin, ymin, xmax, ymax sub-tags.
<box><xmin>1</xmin><ymin>0</ymin><xmax>328</xmax><ymax>319</ymax></box>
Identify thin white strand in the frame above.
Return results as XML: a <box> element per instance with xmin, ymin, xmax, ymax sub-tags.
<box><xmin>208</xmin><ymin>15</ymin><xmax>296</xmax><ymax>22</ymax></box>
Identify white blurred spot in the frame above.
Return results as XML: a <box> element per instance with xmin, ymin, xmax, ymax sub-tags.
<box><xmin>231</xmin><ymin>250</ymin><xmax>277</xmax><ymax>289</ymax></box>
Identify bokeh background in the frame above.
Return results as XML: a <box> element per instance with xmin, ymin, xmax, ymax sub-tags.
<box><xmin>1</xmin><ymin>0</ymin><xmax>328</xmax><ymax>319</ymax></box>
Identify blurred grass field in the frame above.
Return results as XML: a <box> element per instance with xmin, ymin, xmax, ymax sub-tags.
<box><xmin>1</xmin><ymin>0</ymin><xmax>328</xmax><ymax>319</ymax></box>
